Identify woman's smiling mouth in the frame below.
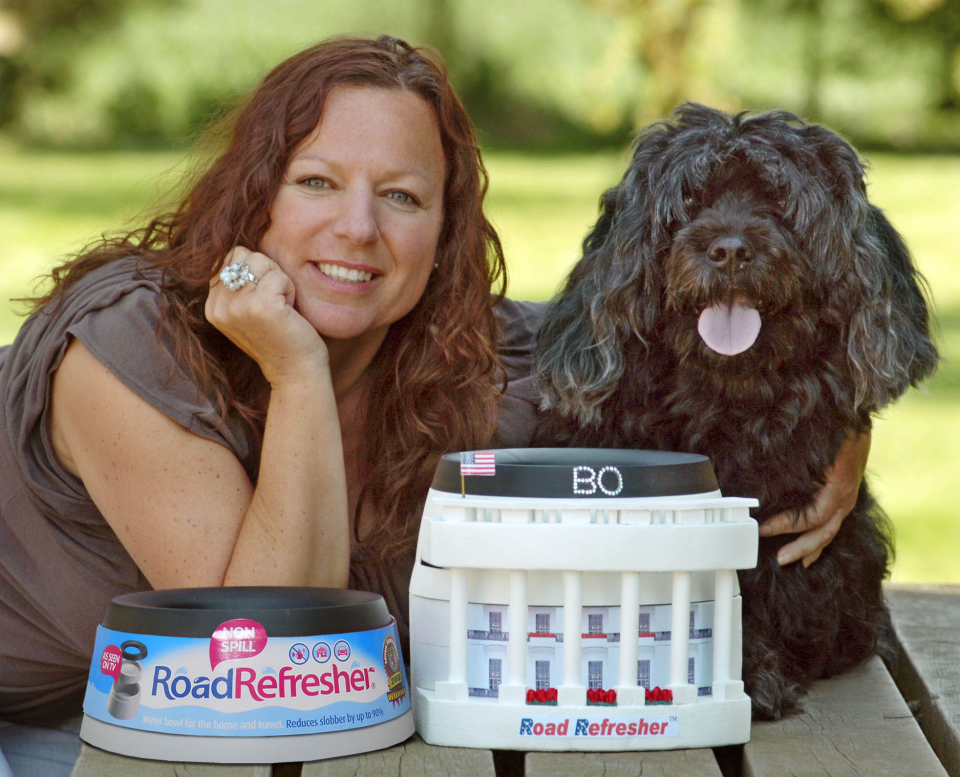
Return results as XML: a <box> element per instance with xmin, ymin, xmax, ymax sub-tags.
<box><xmin>316</xmin><ymin>262</ymin><xmax>376</xmax><ymax>284</ymax></box>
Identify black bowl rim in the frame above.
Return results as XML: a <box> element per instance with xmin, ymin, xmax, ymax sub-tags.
<box><xmin>102</xmin><ymin>587</ymin><xmax>391</xmax><ymax>638</ymax></box>
<box><xmin>432</xmin><ymin>448</ymin><xmax>718</xmax><ymax>498</ymax></box>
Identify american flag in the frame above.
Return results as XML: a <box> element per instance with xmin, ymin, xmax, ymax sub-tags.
<box><xmin>460</xmin><ymin>450</ymin><xmax>496</xmax><ymax>476</ymax></box>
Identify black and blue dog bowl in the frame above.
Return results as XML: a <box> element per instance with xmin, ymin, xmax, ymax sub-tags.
<box><xmin>80</xmin><ymin>587</ymin><xmax>413</xmax><ymax>763</ymax></box>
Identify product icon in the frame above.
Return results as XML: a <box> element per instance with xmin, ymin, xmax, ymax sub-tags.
<box><xmin>107</xmin><ymin>641</ymin><xmax>148</xmax><ymax>719</ymax></box>
<box><xmin>312</xmin><ymin>641</ymin><xmax>331</xmax><ymax>663</ymax></box>
<box><xmin>382</xmin><ymin>634</ymin><xmax>406</xmax><ymax>707</ymax></box>
<box><xmin>289</xmin><ymin>643</ymin><xmax>309</xmax><ymax>665</ymax></box>
<box><xmin>334</xmin><ymin>640</ymin><xmax>351</xmax><ymax>662</ymax></box>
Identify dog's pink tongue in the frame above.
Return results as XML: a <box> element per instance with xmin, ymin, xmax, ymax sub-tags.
<box><xmin>697</xmin><ymin>302</ymin><xmax>762</xmax><ymax>355</ymax></box>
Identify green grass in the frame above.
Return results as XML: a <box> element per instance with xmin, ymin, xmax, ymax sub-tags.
<box><xmin>0</xmin><ymin>140</ymin><xmax>190</xmax><ymax>334</ymax></box>
<box><xmin>2</xmin><ymin>142</ymin><xmax>957</xmax><ymax>583</ymax></box>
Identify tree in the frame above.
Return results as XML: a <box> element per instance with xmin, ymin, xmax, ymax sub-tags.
<box><xmin>869</xmin><ymin>0</ymin><xmax>960</xmax><ymax>109</ymax></box>
<box><xmin>739</xmin><ymin>0</ymin><xmax>830</xmax><ymax>122</ymax></box>
<box><xmin>0</xmin><ymin>0</ymin><xmax>176</xmax><ymax>129</ymax></box>
<box><xmin>587</xmin><ymin>0</ymin><xmax>709</xmax><ymax>125</ymax></box>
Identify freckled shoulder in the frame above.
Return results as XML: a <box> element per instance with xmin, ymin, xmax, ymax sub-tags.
<box><xmin>50</xmin><ymin>337</ymin><xmax>256</xmax><ymax>589</ymax></box>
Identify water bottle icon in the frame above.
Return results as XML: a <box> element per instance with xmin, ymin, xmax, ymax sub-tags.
<box><xmin>107</xmin><ymin>640</ymin><xmax>148</xmax><ymax>719</ymax></box>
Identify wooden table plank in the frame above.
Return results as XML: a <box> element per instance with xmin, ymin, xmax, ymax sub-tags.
<box><xmin>743</xmin><ymin>655</ymin><xmax>947</xmax><ymax>776</ymax></box>
<box><xmin>525</xmin><ymin>748</ymin><xmax>723</xmax><ymax>776</ymax></box>
<box><xmin>886</xmin><ymin>583</ymin><xmax>960</xmax><ymax>777</ymax></box>
<box><xmin>300</xmin><ymin>734</ymin><xmax>495</xmax><ymax>776</ymax></box>
<box><xmin>71</xmin><ymin>743</ymin><xmax>272</xmax><ymax>776</ymax></box>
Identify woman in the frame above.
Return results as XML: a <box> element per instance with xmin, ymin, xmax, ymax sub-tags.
<box><xmin>0</xmin><ymin>35</ymin><xmax>864</xmax><ymax>772</ymax></box>
<box><xmin>0</xmin><ymin>35</ymin><xmax>516</xmax><ymax>769</ymax></box>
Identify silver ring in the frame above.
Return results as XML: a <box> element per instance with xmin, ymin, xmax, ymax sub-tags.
<box><xmin>220</xmin><ymin>262</ymin><xmax>258</xmax><ymax>292</ymax></box>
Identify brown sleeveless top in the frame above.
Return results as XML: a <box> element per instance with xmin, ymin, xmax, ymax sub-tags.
<box><xmin>0</xmin><ymin>258</ymin><xmax>543</xmax><ymax>724</ymax></box>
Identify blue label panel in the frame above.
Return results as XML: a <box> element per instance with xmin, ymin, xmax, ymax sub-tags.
<box><xmin>83</xmin><ymin>620</ymin><xmax>409</xmax><ymax>737</ymax></box>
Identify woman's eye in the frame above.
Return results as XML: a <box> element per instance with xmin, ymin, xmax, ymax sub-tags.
<box><xmin>386</xmin><ymin>190</ymin><xmax>417</xmax><ymax>205</ymax></box>
<box><xmin>300</xmin><ymin>177</ymin><xmax>330</xmax><ymax>189</ymax></box>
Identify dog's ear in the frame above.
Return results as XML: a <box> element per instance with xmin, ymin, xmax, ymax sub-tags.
<box><xmin>792</xmin><ymin>125</ymin><xmax>938</xmax><ymax>412</ymax></box>
<box><xmin>845</xmin><ymin>205</ymin><xmax>938</xmax><ymax>413</ymax></box>
<box><xmin>536</xmin><ymin>178</ymin><xmax>663</xmax><ymax>427</ymax></box>
<box><xmin>536</xmin><ymin>187</ymin><xmax>622</xmax><ymax>427</ymax></box>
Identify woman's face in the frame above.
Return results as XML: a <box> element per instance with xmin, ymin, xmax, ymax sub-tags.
<box><xmin>261</xmin><ymin>86</ymin><xmax>446</xmax><ymax>347</ymax></box>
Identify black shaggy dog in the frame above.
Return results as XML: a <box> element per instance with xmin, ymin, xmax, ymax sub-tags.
<box><xmin>533</xmin><ymin>104</ymin><xmax>938</xmax><ymax>720</ymax></box>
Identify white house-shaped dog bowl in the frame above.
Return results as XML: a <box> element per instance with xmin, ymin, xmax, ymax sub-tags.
<box><xmin>410</xmin><ymin>449</ymin><xmax>758</xmax><ymax>751</ymax></box>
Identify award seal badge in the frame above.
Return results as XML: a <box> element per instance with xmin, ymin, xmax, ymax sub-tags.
<box><xmin>383</xmin><ymin>633</ymin><xmax>406</xmax><ymax>707</ymax></box>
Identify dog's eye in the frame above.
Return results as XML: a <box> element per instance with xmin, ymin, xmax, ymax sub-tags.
<box><xmin>682</xmin><ymin>194</ymin><xmax>697</xmax><ymax>209</ymax></box>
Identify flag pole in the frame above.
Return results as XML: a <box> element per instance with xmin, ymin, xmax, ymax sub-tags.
<box><xmin>461</xmin><ymin>473</ymin><xmax>465</xmax><ymax>498</ymax></box>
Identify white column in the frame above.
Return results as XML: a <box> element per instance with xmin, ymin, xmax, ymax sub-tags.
<box><xmin>435</xmin><ymin>567</ymin><xmax>468</xmax><ymax>700</ymax></box>
<box><xmin>448</xmin><ymin>568</ymin><xmax>468</xmax><ymax>683</ymax></box>
<box><xmin>616</xmin><ymin>571</ymin><xmax>645</xmax><ymax>704</ymax></box>
<box><xmin>509</xmin><ymin>571</ymin><xmax>528</xmax><ymax>685</ymax></box>
<box><xmin>499</xmin><ymin>570</ymin><xmax>528</xmax><ymax>704</ymax></box>
<box><xmin>712</xmin><ymin>570</ymin><xmax>733</xmax><ymax>683</ymax></box>
<box><xmin>558</xmin><ymin>570</ymin><xmax>586</xmax><ymax>705</ymax></box>
<box><xmin>669</xmin><ymin>570</ymin><xmax>696</xmax><ymax>704</ymax></box>
<box><xmin>711</xmin><ymin>569</ymin><xmax>744</xmax><ymax>700</ymax></box>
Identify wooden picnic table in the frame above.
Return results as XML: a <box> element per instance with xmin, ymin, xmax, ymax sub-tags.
<box><xmin>72</xmin><ymin>583</ymin><xmax>960</xmax><ymax>776</ymax></box>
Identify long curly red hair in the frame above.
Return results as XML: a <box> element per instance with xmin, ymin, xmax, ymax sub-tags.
<box><xmin>28</xmin><ymin>36</ymin><xmax>507</xmax><ymax>557</ymax></box>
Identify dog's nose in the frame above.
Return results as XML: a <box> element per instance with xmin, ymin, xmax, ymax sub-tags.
<box><xmin>707</xmin><ymin>236</ymin><xmax>754</xmax><ymax>267</ymax></box>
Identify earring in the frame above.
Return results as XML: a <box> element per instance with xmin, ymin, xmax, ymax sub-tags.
<box><xmin>434</xmin><ymin>262</ymin><xmax>439</xmax><ymax>269</ymax></box>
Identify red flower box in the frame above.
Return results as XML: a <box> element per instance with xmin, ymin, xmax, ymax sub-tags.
<box><xmin>587</xmin><ymin>687</ymin><xmax>618</xmax><ymax>705</ymax></box>
<box><xmin>526</xmin><ymin>687</ymin><xmax>558</xmax><ymax>706</ymax></box>
<box><xmin>645</xmin><ymin>686</ymin><xmax>673</xmax><ymax>703</ymax></box>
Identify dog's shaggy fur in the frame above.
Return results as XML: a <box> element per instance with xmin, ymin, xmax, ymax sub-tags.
<box><xmin>533</xmin><ymin>104</ymin><xmax>938</xmax><ymax>720</ymax></box>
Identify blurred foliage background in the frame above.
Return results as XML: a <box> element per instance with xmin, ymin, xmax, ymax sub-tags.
<box><xmin>0</xmin><ymin>0</ymin><xmax>957</xmax><ymax>582</ymax></box>
<box><xmin>2</xmin><ymin>0</ymin><xmax>960</xmax><ymax>150</ymax></box>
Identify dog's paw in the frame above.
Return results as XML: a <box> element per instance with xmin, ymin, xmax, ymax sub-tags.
<box><xmin>748</xmin><ymin>674</ymin><xmax>805</xmax><ymax>721</ymax></box>
<box><xmin>743</xmin><ymin>639</ymin><xmax>807</xmax><ymax>720</ymax></box>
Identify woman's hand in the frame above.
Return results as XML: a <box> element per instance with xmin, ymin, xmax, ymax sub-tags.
<box><xmin>205</xmin><ymin>246</ymin><xmax>328</xmax><ymax>386</ymax></box>
<box><xmin>759</xmin><ymin>431</ymin><xmax>871</xmax><ymax>568</ymax></box>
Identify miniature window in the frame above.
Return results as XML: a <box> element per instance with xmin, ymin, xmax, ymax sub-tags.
<box><xmin>637</xmin><ymin>659</ymin><xmax>651</xmax><ymax>689</ymax></box>
<box><xmin>536</xmin><ymin>613</ymin><xmax>550</xmax><ymax>634</ymax></box>
<box><xmin>588</xmin><ymin>661</ymin><xmax>603</xmax><ymax>690</ymax></box>
<box><xmin>489</xmin><ymin>611</ymin><xmax>502</xmax><ymax>634</ymax></box>
<box><xmin>535</xmin><ymin>660</ymin><xmax>551</xmax><ymax>690</ymax></box>
<box><xmin>588</xmin><ymin>614</ymin><xmax>603</xmax><ymax>634</ymax></box>
<box><xmin>489</xmin><ymin>658</ymin><xmax>502</xmax><ymax>691</ymax></box>
<box><xmin>639</xmin><ymin>612</ymin><xmax>651</xmax><ymax>633</ymax></box>
<box><xmin>690</xmin><ymin>608</ymin><xmax>696</xmax><ymax>631</ymax></box>
<box><xmin>688</xmin><ymin>657</ymin><xmax>695</xmax><ymax>685</ymax></box>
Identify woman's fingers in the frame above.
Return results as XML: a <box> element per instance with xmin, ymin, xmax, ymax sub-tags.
<box><xmin>207</xmin><ymin>248</ymin><xmax>278</xmax><ymax>333</ymax></box>
<box><xmin>210</xmin><ymin>247</ymin><xmax>283</xmax><ymax>297</ymax></box>
<box><xmin>758</xmin><ymin>430</ymin><xmax>871</xmax><ymax>567</ymax></box>
<box><xmin>758</xmin><ymin>509</ymin><xmax>812</xmax><ymax>537</ymax></box>
<box><xmin>770</xmin><ymin>507</ymin><xmax>843</xmax><ymax>566</ymax></box>
<box><xmin>802</xmin><ymin>547</ymin><xmax>824</xmax><ymax>569</ymax></box>
<box><xmin>206</xmin><ymin>246</ymin><xmax>327</xmax><ymax>385</ymax></box>
<box><xmin>758</xmin><ymin>466</ymin><xmax>845</xmax><ymax>541</ymax></box>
